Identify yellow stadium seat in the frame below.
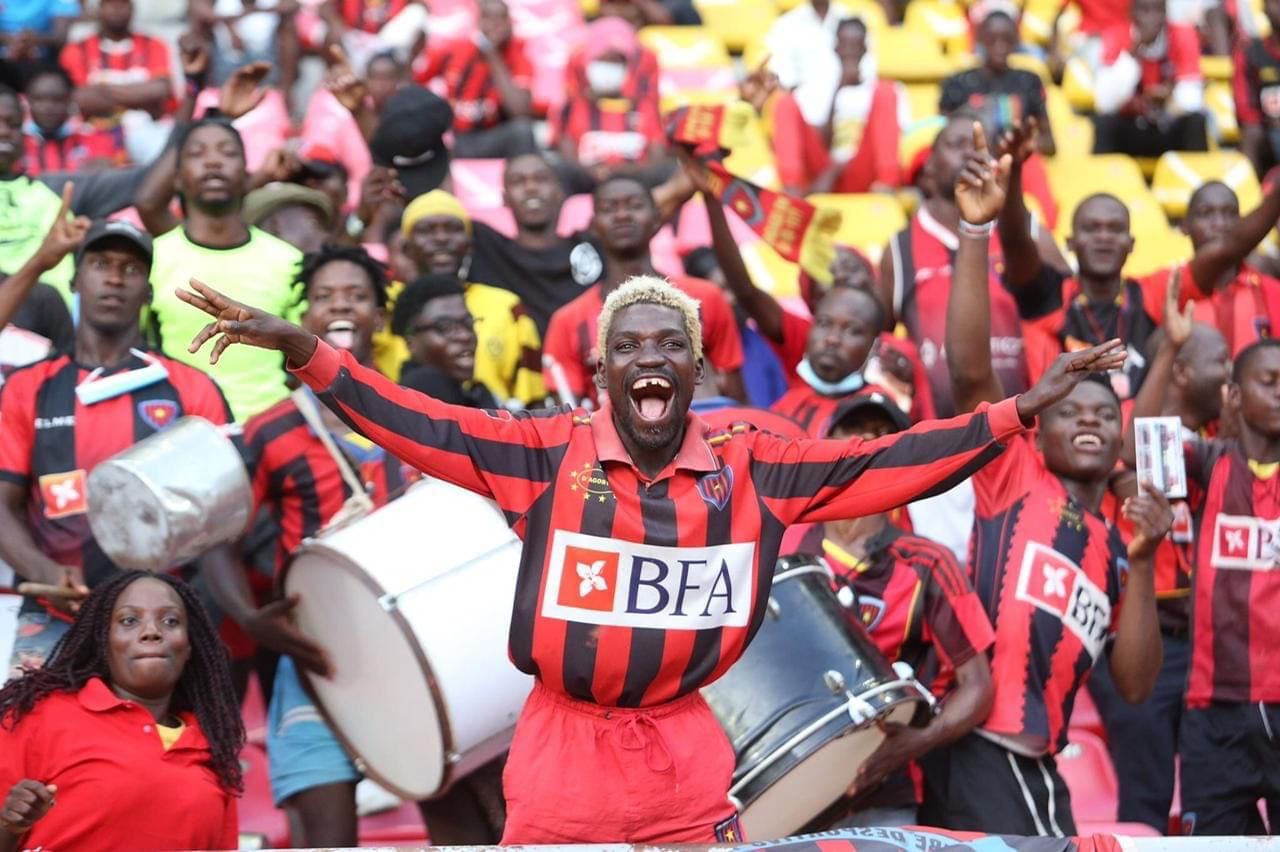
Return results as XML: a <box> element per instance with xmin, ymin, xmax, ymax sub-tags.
<box><xmin>903</xmin><ymin>83</ymin><xmax>941</xmax><ymax>123</ymax></box>
<box><xmin>1048</xmin><ymin>154</ymin><xmax>1148</xmax><ymax>210</ymax></box>
<box><xmin>842</xmin><ymin>0</ymin><xmax>890</xmax><ymax>32</ymax></box>
<box><xmin>1062</xmin><ymin>55</ymin><xmax>1095</xmax><ymax>112</ymax></box>
<box><xmin>1126</xmin><ymin>191</ymin><xmax>1177</xmax><ymax>239</ymax></box>
<box><xmin>1045</xmin><ymin>84</ymin><xmax>1093</xmax><ymax>158</ymax></box>
<box><xmin>579</xmin><ymin>0</ymin><xmax>598</xmax><ymax>18</ymax></box>
<box><xmin>740</xmin><ymin>240</ymin><xmax>803</xmax><ymax>297</ymax></box>
<box><xmin>638</xmin><ymin>26</ymin><xmax>731</xmax><ymax>70</ymax></box>
<box><xmin>1151</xmin><ymin>150</ymin><xmax>1262</xmax><ymax>219</ymax></box>
<box><xmin>694</xmin><ymin>0</ymin><xmax>777</xmax><ymax>53</ymax></box>
<box><xmin>1124</xmin><ymin>227</ymin><xmax>1194</xmax><ymax>278</ymax></box>
<box><xmin>1207</xmin><ymin>81</ymin><xmax>1240</xmax><ymax>145</ymax></box>
<box><xmin>807</xmin><ymin>193</ymin><xmax>908</xmax><ymax>260</ymax></box>
<box><xmin>1009</xmin><ymin>53</ymin><xmax>1052</xmax><ymax>84</ymax></box>
<box><xmin>1020</xmin><ymin>0</ymin><xmax>1065</xmax><ymax>46</ymax></box>
<box><xmin>876</xmin><ymin>28</ymin><xmax>957</xmax><ymax>83</ymax></box>
<box><xmin>1200</xmin><ymin>55</ymin><xmax>1233</xmax><ymax>83</ymax></box>
<box><xmin>903</xmin><ymin>1</ymin><xmax>970</xmax><ymax>55</ymax></box>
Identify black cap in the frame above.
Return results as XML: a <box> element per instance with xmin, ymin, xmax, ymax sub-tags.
<box><xmin>828</xmin><ymin>386</ymin><xmax>911</xmax><ymax>436</ymax></box>
<box><xmin>77</xmin><ymin>219</ymin><xmax>153</xmax><ymax>267</ymax></box>
<box><xmin>369</xmin><ymin>86</ymin><xmax>453</xmax><ymax>200</ymax></box>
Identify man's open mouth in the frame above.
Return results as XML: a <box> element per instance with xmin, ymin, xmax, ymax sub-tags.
<box><xmin>629</xmin><ymin>374</ymin><xmax>674</xmax><ymax>423</ymax></box>
<box><xmin>326</xmin><ymin>320</ymin><xmax>356</xmax><ymax>351</ymax></box>
<box><xmin>1072</xmin><ymin>432</ymin><xmax>1105</xmax><ymax>452</ymax></box>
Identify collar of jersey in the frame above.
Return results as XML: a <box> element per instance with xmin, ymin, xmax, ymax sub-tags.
<box><xmin>1249</xmin><ymin>459</ymin><xmax>1280</xmax><ymax>480</ymax></box>
<box><xmin>822</xmin><ymin>524</ymin><xmax>896</xmax><ymax>573</ymax></box>
<box><xmin>590</xmin><ymin>400</ymin><xmax>718</xmax><ymax>480</ymax></box>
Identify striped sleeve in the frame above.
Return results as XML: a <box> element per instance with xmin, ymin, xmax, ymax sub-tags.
<box><xmin>0</xmin><ymin>367</ymin><xmax>39</xmax><ymax>485</ymax></box>
<box><xmin>913</xmin><ymin>540</ymin><xmax>995</xmax><ymax>669</ymax></box>
<box><xmin>290</xmin><ymin>340</ymin><xmax>570</xmax><ymax>521</ymax></box>
<box><xmin>751</xmin><ymin>397</ymin><xmax>1026</xmax><ymax>525</ymax></box>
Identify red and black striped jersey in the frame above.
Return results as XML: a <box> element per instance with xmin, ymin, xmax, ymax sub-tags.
<box><xmin>242</xmin><ymin>395</ymin><xmax>412</xmax><ymax>573</ymax></box>
<box><xmin>543</xmin><ymin>276</ymin><xmax>744</xmax><ymax>408</ymax></box>
<box><xmin>770</xmin><ymin>386</ymin><xmax>844</xmax><ymax>438</ymax></box>
<box><xmin>414</xmin><ymin>36</ymin><xmax>534</xmax><ymax>132</ymax></box>
<box><xmin>0</xmin><ymin>350</ymin><xmax>233</xmax><ymax>586</ymax></box>
<box><xmin>336</xmin><ymin>0</ymin><xmax>412</xmax><ymax>32</ymax></box>
<box><xmin>23</xmin><ymin>124</ymin><xmax>127</xmax><ymax>176</ymax></box>
<box><xmin>1185</xmin><ymin>439</ymin><xmax>1280</xmax><ymax>707</ymax></box>
<box><xmin>59</xmin><ymin>33</ymin><xmax>175</xmax><ymax>117</ymax></box>
<box><xmin>292</xmin><ymin>339</ymin><xmax>1029</xmax><ymax>708</ymax></box>
<box><xmin>970</xmin><ymin>433</ymin><xmax>1127</xmax><ymax>756</ymax></box>
<box><xmin>552</xmin><ymin>89</ymin><xmax>665</xmax><ymax>168</ymax></box>
<box><xmin>814</xmin><ymin>525</ymin><xmax>995</xmax><ymax>696</ymax></box>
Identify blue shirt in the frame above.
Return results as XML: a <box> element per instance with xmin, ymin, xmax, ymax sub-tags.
<box><xmin>0</xmin><ymin>0</ymin><xmax>78</xmax><ymax>35</ymax></box>
<box><xmin>740</xmin><ymin>323</ymin><xmax>789</xmax><ymax>409</ymax></box>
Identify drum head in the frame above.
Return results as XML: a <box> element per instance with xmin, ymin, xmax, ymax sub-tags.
<box><xmin>87</xmin><ymin>464</ymin><xmax>170</xmax><ymax>572</ymax></box>
<box><xmin>285</xmin><ymin>545</ymin><xmax>447</xmax><ymax>800</ymax></box>
<box><xmin>738</xmin><ymin>698</ymin><xmax>918</xmax><ymax>841</ymax></box>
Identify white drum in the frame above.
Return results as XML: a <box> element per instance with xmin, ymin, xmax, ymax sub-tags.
<box><xmin>0</xmin><ymin>591</ymin><xmax>20</xmax><ymax>683</ymax></box>
<box><xmin>282</xmin><ymin>478</ymin><xmax>532</xmax><ymax>801</ymax></box>
<box><xmin>87</xmin><ymin>416</ymin><xmax>252</xmax><ymax>572</ymax></box>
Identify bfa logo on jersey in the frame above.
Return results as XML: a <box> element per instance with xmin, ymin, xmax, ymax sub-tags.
<box><xmin>856</xmin><ymin>595</ymin><xmax>886</xmax><ymax>631</ymax></box>
<box><xmin>1015</xmin><ymin>541</ymin><xmax>1112</xmax><ymax>661</ymax></box>
<box><xmin>137</xmin><ymin>399</ymin><xmax>179</xmax><ymax>431</ymax></box>
<box><xmin>696</xmin><ymin>466</ymin><xmax>734</xmax><ymax>511</ymax></box>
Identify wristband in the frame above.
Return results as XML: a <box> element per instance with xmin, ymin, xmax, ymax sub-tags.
<box><xmin>958</xmin><ymin>219</ymin><xmax>994</xmax><ymax>237</ymax></box>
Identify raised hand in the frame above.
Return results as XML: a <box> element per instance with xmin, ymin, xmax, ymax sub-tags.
<box><xmin>178</xmin><ymin>278</ymin><xmax>317</xmax><ymax>366</ymax></box>
<box><xmin>178</xmin><ymin>32</ymin><xmax>211</xmax><ymax>80</ymax></box>
<box><xmin>1016</xmin><ymin>339</ymin><xmax>1128</xmax><ymax>420</ymax></box>
<box><xmin>1163</xmin><ymin>266</ymin><xmax>1195</xmax><ymax>348</ymax></box>
<box><xmin>997</xmin><ymin>115</ymin><xmax>1039</xmax><ymax>166</ymax></box>
<box><xmin>1</xmin><ymin>780</ymin><xmax>57</xmax><ymax>836</ymax></box>
<box><xmin>218</xmin><ymin>61</ymin><xmax>271</xmax><ymax>119</ymax></box>
<box><xmin>674</xmin><ymin>145</ymin><xmax>714</xmax><ymax>197</ymax></box>
<box><xmin>33</xmin><ymin>183</ymin><xmax>91</xmax><ymax>272</ymax></box>
<box><xmin>1124</xmin><ymin>481</ymin><xmax>1174</xmax><ymax>559</ymax></box>
<box><xmin>955</xmin><ymin>122</ymin><xmax>1011</xmax><ymax>226</ymax></box>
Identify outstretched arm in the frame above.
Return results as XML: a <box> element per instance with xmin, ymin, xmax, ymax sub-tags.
<box><xmin>1187</xmin><ymin>182</ymin><xmax>1280</xmax><ymax>293</ymax></box>
<box><xmin>1121</xmin><ymin>269</ymin><xmax>1195</xmax><ymax>467</ymax></box>
<box><xmin>994</xmin><ymin>117</ymin><xmax>1044</xmax><ymax>290</ymax></box>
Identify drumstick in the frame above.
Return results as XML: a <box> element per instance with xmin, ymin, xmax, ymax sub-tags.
<box><xmin>16</xmin><ymin>582</ymin><xmax>86</xmax><ymax>600</ymax></box>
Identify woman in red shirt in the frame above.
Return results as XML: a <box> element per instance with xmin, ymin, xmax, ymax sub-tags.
<box><xmin>0</xmin><ymin>571</ymin><xmax>243</xmax><ymax>851</ymax></box>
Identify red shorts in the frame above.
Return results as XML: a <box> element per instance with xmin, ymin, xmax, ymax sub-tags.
<box><xmin>500</xmin><ymin>681</ymin><xmax>743</xmax><ymax>844</ymax></box>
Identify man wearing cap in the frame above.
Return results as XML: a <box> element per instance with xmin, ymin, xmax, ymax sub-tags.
<box><xmin>788</xmin><ymin>389</ymin><xmax>995</xmax><ymax>829</ymax></box>
<box><xmin>368</xmin><ymin>85</ymin><xmax>453</xmax><ymax>200</ymax></box>
<box><xmin>243</xmin><ymin>183</ymin><xmax>335</xmax><ymax>255</ymax></box>
<box><xmin>379</xmin><ymin>188</ymin><xmax>545</xmax><ymax>405</ymax></box>
<box><xmin>0</xmin><ymin>211</ymin><xmax>235</xmax><ymax>675</ymax></box>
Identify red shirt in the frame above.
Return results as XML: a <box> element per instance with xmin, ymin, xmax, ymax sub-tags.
<box><xmin>23</xmin><ymin>123</ymin><xmax>127</xmax><ymax>175</ymax></box>
<box><xmin>337</xmin><ymin>0</ymin><xmax>413</xmax><ymax>32</ymax></box>
<box><xmin>0</xmin><ymin>351</ymin><xmax>233</xmax><ymax>587</ymax></box>
<box><xmin>414</xmin><ymin>36</ymin><xmax>534</xmax><ymax>132</ymax></box>
<box><xmin>1101</xmin><ymin>23</ymin><xmax>1203</xmax><ymax>98</ymax></box>
<box><xmin>1233</xmin><ymin>36</ymin><xmax>1280</xmax><ymax>129</ymax></box>
<box><xmin>59</xmin><ymin>33</ymin><xmax>174</xmax><ymax>117</ymax></box>
<box><xmin>543</xmin><ymin>275</ymin><xmax>745</xmax><ymax>407</ymax></box>
<box><xmin>1074</xmin><ymin>0</ymin><xmax>1129</xmax><ymax>35</ymax></box>
<box><xmin>1183</xmin><ymin>263</ymin><xmax>1280</xmax><ymax>357</ymax></box>
<box><xmin>972</xmin><ymin>433</ymin><xmax>1128</xmax><ymax>756</ymax></box>
<box><xmin>0</xmin><ymin>678</ymin><xmax>238</xmax><ymax>850</ymax></box>
<box><xmin>290</xmin><ymin>340</ymin><xmax>1028</xmax><ymax>707</ymax></box>
<box><xmin>1185</xmin><ymin>439</ymin><xmax>1280</xmax><ymax>707</ymax></box>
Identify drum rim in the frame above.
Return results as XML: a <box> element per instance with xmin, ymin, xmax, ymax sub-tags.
<box><xmin>281</xmin><ymin>542</ymin><xmax>463</xmax><ymax>801</ymax></box>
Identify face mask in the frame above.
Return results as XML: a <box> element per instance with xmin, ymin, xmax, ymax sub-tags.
<box><xmin>586</xmin><ymin>61</ymin><xmax>627</xmax><ymax>95</ymax></box>
<box><xmin>797</xmin><ymin>357</ymin><xmax>865</xmax><ymax>397</ymax></box>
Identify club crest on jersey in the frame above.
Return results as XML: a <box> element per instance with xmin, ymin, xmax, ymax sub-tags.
<box><xmin>137</xmin><ymin>399</ymin><xmax>179</xmax><ymax>431</ymax></box>
<box><xmin>1015</xmin><ymin>541</ymin><xmax>1112</xmax><ymax>662</ymax></box>
<box><xmin>39</xmin><ymin>469</ymin><xmax>87</xmax><ymax>519</ymax></box>
<box><xmin>542</xmin><ymin>530</ymin><xmax>754</xmax><ymax>629</ymax></box>
<box><xmin>696</xmin><ymin>466</ymin><xmax>734</xmax><ymax>511</ymax></box>
<box><xmin>856</xmin><ymin>595</ymin><xmax>885</xmax><ymax>631</ymax></box>
<box><xmin>568</xmin><ymin>461</ymin><xmax>614</xmax><ymax>503</ymax></box>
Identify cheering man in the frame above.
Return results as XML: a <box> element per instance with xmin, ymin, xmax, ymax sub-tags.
<box><xmin>177</xmin><ymin>270</ymin><xmax>1124</xmax><ymax>843</ymax></box>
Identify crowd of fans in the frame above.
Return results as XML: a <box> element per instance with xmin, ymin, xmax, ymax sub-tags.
<box><xmin>0</xmin><ymin>0</ymin><xmax>1278</xmax><ymax>847</ymax></box>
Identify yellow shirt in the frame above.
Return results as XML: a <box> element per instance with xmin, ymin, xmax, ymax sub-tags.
<box><xmin>375</xmin><ymin>280</ymin><xmax>546</xmax><ymax>405</ymax></box>
<box><xmin>150</xmin><ymin>227</ymin><xmax>303</xmax><ymax>421</ymax></box>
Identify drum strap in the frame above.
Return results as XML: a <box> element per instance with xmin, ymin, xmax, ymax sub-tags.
<box><xmin>291</xmin><ymin>388</ymin><xmax>376</xmax><ymax>530</ymax></box>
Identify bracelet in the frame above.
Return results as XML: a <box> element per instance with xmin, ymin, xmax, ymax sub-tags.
<box><xmin>958</xmin><ymin>219</ymin><xmax>995</xmax><ymax>237</ymax></box>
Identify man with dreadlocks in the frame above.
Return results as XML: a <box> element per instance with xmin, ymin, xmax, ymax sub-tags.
<box><xmin>0</xmin><ymin>571</ymin><xmax>244</xmax><ymax>851</ymax></box>
<box><xmin>179</xmin><ymin>267</ymin><xmax>1123</xmax><ymax>843</ymax></box>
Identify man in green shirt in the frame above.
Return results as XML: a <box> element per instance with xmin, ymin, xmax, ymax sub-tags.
<box><xmin>140</xmin><ymin>113</ymin><xmax>302</xmax><ymax>421</ymax></box>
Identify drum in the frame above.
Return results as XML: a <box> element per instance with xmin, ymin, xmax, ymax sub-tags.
<box><xmin>0</xmin><ymin>591</ymin><xmax>20</xmax><ymax>683</ymax></box>
<box><xmin>282</xmin><ymin>478</ymin><xmax>533</xmax><ymax>801</ymax></box>
<box><xmin>702</xmin><ymin>555</ymin><xmax>935</xmax><ymax>840</ymax></box>
<box><xmin>87</xmin><ymin>416</ymin><xmax>252</xmax><ymax>572</ymax></box>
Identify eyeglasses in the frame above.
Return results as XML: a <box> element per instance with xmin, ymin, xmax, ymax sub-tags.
<box><xmin>409</xmin><ymin>316</ymin><xmax>478</xmax><ymax>336</ymax></box>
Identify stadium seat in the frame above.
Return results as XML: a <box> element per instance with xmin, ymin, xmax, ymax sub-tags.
<box><xmin>904</xmin><ymin>83</ymin><xmax>942</xmax><ymax>124</ymax></box>
<box><xmin>1045</xmin><ymin>84</ymin><xmax>1095</xmax><ymax>159</ymax></box>
<box><xmin>1062</xmin><ymin>55</ymin><xmax>1095</xmax><ymax>112</ymax></box>
<box><xmin>834</xmin><ymin>0</ymin><xmax>890</xmax><ymax>32</ymax></box>
<box><xmin>1020</xmin><ymin>0</ymin><xmax>1066</xmax><ymax>46</ymax></box>
<box><xmin>674</xmin><ymin>195</ymin><xmax>763</xmax><ymax>256</ymax></box>
<box><xmin>1207</xmin><ymin>81</ymin><xmax>1240</xmax><ymax>145</ymax></box>
<box><xmin>238</xmin><ymin>743</ymin><xmax>290</xmax><ymax>848</ymax></box>
<box><xmin>1124</xmin><ymin>225</ymin><xmax>1194</xmax><ymax>278</ymax></box>
<box><xmin>638</xmin><ymin>26</ymin><xmax>731</xmax><ymax>71</ymax></box>
<box><xmin>694</xmin><ymin>0</ymin><xmax>777</xmax><ymax>53</ymax></box>
<box><xmin>807</xmin><ymin>193</ymin><xmax>907</xmax><ymax>262</ymax></box>
<box><xmin>1152</xmin><ymin>150</ymin><xmax>1262</xmax><ymax>219</ymax></box>
<box><xmin>1200</xmin><ymin>54</ymin><xmax>1234</xmax><ymax>83</ymax></box>
<box><xmin>876</xmin><ymin>28</ymin><xmax>957</xmax><ymax>84</ymax></box>
<box><xmin>359</xmin><ymin>801</ymin><xmax>429</xmax><ymax>844</ymax></box>
<box><xmin>242</xmin><ymin>675</ymin><xmax>268</xmax><ymax>746</ymax></box>
<box><xmin>452</xmin><ymin>159</ymin><xmax>507</xmax><ymax>214</ymax></box>
<box><xmin>556</xmin><ymin>194</ymin><xmax>595</xmax><ymax>235</ymax></box>
<box><xmin>1009</xmin><ymin>52</ymin><xmax>1052</xmax><ymax>84</ymax></box>
<box><xmin>1068</xmin><ymin>686</ymin><xmax>1105</xmax><ymax>741</ymax></box>
<box><xmin>903</xmin><ymin>0</ymin><xmax>970</xmax><ymax>55</ymax></box>
<box><xmin>1056</xmin><ymin>731</ymin><xmax>1120</xmax><ymax>823</ymax></box>
<box><xmin>1048</xmin><ymin>155</ymin><xmax>1149</xmax><ymax>227</ymax></box>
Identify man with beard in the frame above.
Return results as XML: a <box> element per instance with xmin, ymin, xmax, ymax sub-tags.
<box><xmin>925</xmin><ymin>123</ymin><xmax>1169</xmax><ymax>835</ymax></box>
<box><xmin>392</xmin><ymin>273</ymin><xmax>498</xmax><ymax>408</ymax></box>
<box><xmin>143</xmin><ymin>114</ymin><xmax>304</xmax><ymax>422</ymax></box>
<box><xmin>543</xmin><ymin>175</ymin><xmax>745</xmax><ymax>407</ymax></box>
<box><xmin>1083</xmin><ymin>319</ymin><xmax>1232</xmax><ymax>832</ymax></box>
<box><xmin>177</xmin><ymin>253</ymin><xmax>1125</xmax><ymax>843</ymax></box>
<box><xmin>1125</xmin><ymin>333</ymin><xmax>1280</xmax><ymax>835</ymax></box>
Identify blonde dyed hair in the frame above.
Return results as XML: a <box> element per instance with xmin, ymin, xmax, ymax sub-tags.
<box><xmin>597</xmin><ymin>276</ymin><xmax>703</xmax><ymax>361</ymax></box>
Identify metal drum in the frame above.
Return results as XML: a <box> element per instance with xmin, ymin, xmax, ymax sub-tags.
<box><xmin>87</xmin><ymin>416</ymin><xmax>252</xmax><ymax>572</ymax></box>
<box><xmin>282</xmin><ymin>478</ymin><xmax>533</xmax><ymax>801</ymax></box>
<box><xmin>0</xmin><ymin>591</ymin><xmax>20</xmax><ymax>683</ymax></box>
<box><xmin>702</xmin><ymin>555</ymin><xmax>935</xmax><ymax>840</ymax></box>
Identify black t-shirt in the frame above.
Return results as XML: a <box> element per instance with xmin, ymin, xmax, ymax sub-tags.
<box><xmin>11</xmin><ymin>282</ymin><xmax>73</xmax><ymax>350</ymax></box>
<box><xmin>400</xmin><ymin>361</ymin><xmax>500</xmax><ymax>409</ymax></box>
<box><xmin>939</xmin><ymin>68</ymin><xmax>1047</xmax><ymax>133</ymax></box>
<box><xmin>469</xmin><ymin>222</ymin><xmax>595</xmax><ymax>336</ymax></box>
